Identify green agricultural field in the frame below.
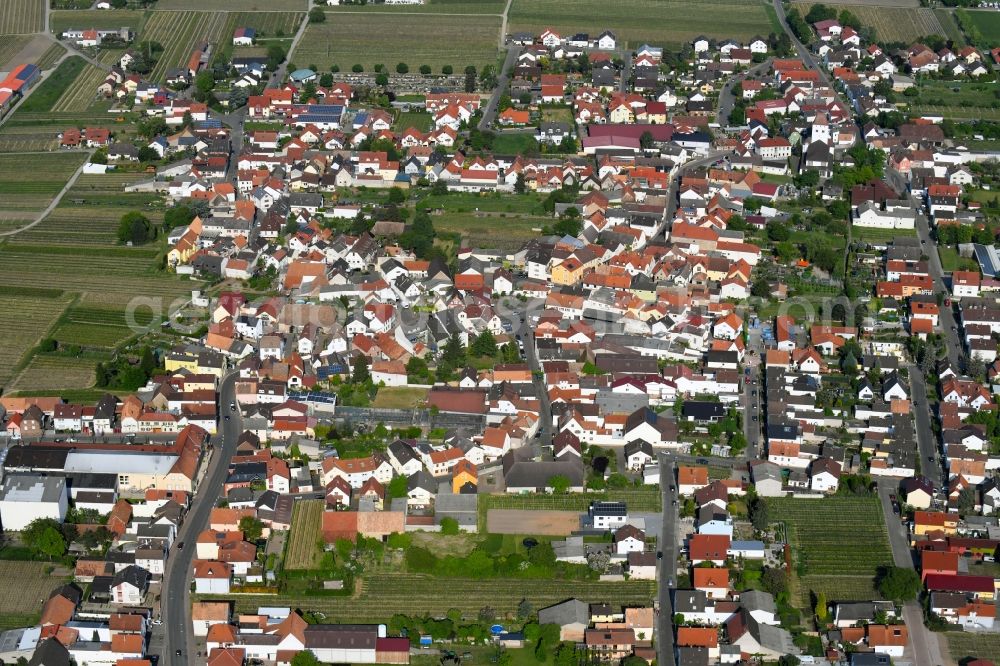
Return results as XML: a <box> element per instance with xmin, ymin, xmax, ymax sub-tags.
<box><xmin>143</xmin><ymin>11</ymin><xmax>303</xmax><ymax>82</ymax></box>
<box><xmin>0</xmin><ymin>562</ymin><xmax>71</xmax><ymax>630</ymax></box>
<box><xmin>215</xmin><ymin>572</ymin><xmax>656</xmax><ymax>622</ymax></box>
<box><xmin>10</xmin><ymin>354</ymin><xmax>98</xmax><ymax>392</ymax></box>
<box><xmin>0</xmin><ymin>128</ymin><xmax>59</xmax><ymax>153</ymax></box>
<box><xmin>285</xmin><ymin>499</ymin><xmax>325</xmax><ymax>570</ymax></box>
<box><xmin>49</xmin><ymin>9</ymin><xmax>147</xmax><ymax>35</ymax></box>
<box><xmin>0</xmin><ymin>0</ymin><xmax>45</xmax><ymax>35</ymax></box>
<box><xmin>18</xmin><ymin>57</ymin><xmax>87</xmax><ymax>113</ymax></box>
<box><xmin>509</xmin><ymin>0</ymin><xmax>773</xmax><ymax>49</ymax></box>
<box><xmin>156</xmin><ymin>0</ymin><xmax>306</xmax><ymax>9</ymax></box>
<box><xmin>49</xmin><ymin>302</ymin><xmax>151</xmax><ymax>349</ymax></box>
<box><xmin>791</xmin><ymin>3</ymin><xmax>943</xmax><ymax>42</ymax></box>
<box><xmin>957</xmin><ymin>9</ymin><xmax>1000</xmax><ymax>47</ymax></box>
<box><xmin>767</xmin><ymin>496</ymin><xmax>893</xmax><ymax>608</ymax></box>
<box><xmin>0</xmin><ymin>152</ymin><xmax>86</xmax><ymax>215</ymax></box>
<box><xmin>51</xmin><ymin>64</ymin><xmax>107</xmax><ymax>113</ymax></box>
<box><xmin>0</xmin><ymin>292</ymin><xmax>73</xmax><ymax>388</ymax></box>
<box><xmin>0</xmin><ymin>35</ymin><xmax>34</xmax><ymax>69</ymax></box>
<box><xmin>327</xmin><ymin>0</ymin><xmax>505</xmax><ymax>13</ymax></box>
<box><xmin>433</xmin><ymin>211</ymin><xmax>549</xmax><ymax>246</ymax></box>
<box><xmin>947</xmin><ymin>631</ymin><xmax>1000</xmax><ymax>662</ymax></box>
<box><xmin>294</xmin><ymin>13</ymin><xmax>500</xmax><ymax>71</ymax></box>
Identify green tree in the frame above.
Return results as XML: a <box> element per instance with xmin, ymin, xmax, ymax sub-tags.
<box><xmin>194</xmin><ymin>70</ymin><xmax>215</xmax><ymax>95</ymax></box>
<box><xmin>442</xmin><ymin>64</ymin><xmax>453</xmax><ymax>75</ymax></box>
<box><xmin>375</xmin><ymin>73</ymin><xmax>389</xmax><ymax>86</ymax></box>
<box><xmin>761</xmin><ymin>567</ymin><xmax>787</xmax><ymax>596</ymax></box>
<box><xmin>319</xmin><ymin>72</ymin><xmax>334</xmax><ymax>87</ymax></box>
<box><xmin>22</xmin><ymin>519</ymin><xmax>66</xmax><ymax>559</ymax></box>
<box><xmin>814</xmin><ymin>591</ymin><xmax>828</xmax><ymax>622</ymax></box>
<box><xmin>387</xmin><ymin>475</ymin><xmax>408</xmax><ymax>499</ymax></box>
<box><xmin>548</xmin><ymin>475</ymin><xmax>570</xmax><ymax>493</ymax></box>
<box><xmin>440</xmin><ymin>517</ymin><xmax>460</xmax><ymax>535</ymax></box>
<box><xmin>352</xmin><ymin>64</ymin><xmax>364</xmax><ymax>73</ymax></box>
<box><xmin>396</xmin><ymin>62</ymin><xmax>409</xmax><ymax>74</ymax></box>
<box><xmin>266</xmin><ymin>44</ymin><xmax>286</xmax><ymax>70</ymax></box>
<box><xmin>470</xmin><ymin>330</ymin><xmax>497</xmax><ymax>357</ymax></box>
<box><xmin>291</xmin><ymin>650</ymin><xmax>320</xmax><ymax>666</ymax></box>
<box><xmin>766</xmin><ymin>221</ymin><xmax>790</xmax><ymax>241</ymax></box>
<box><xmin>308</xmin><ymin>8</ymin><xmax>326</xmax><ymax>22</ymax></box>
<box><xmin>352</xmin><ymin>355</ymin><xmax>371</xmax><ymax>385</ymax></box>
<box><xmin>118</xmin><ymin>211</ymin><xmax>152</xmax><ymax>245</ymax></box>
<box><xmin>464</xmin><ymin>65</ymin><xmax>477</xmax><ymax>93</ymax></box>
<box><xmin>419</xmin><ymin>64</ymin><xmax>431</xmax><ymax>75</ymax></box>
<box><xmin>239</xmin><ymin>516</ymin><xmax>264</xmax><ymax>542</ymax></box>
<box><xmin>876</xmin><ymin>566</ymin><xmax>920</xmax><ymax>602</ymax></box>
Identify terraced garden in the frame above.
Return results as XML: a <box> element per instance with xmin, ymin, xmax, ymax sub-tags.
<box><xmin>285</xmin><ymin>499</ymin><xmax>325</xmax><ymax>570</ymax></box>
<box><xmin>767</xmin><ymin>497</ymin><xmax>893</xmax><ymax>608</ymax></box>
<box><xmin>218</xmin><ymin>572</ymin><xmax>656</xmax><ymax>622</ymax></box>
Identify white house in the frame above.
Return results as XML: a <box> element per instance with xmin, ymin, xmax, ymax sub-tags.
<box><xmin>0</xmin><ymin>475</ymin><xmax>68</xmax><ymax>530</ymax></box>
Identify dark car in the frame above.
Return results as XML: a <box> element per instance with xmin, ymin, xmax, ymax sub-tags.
<box><xmin>696</xmin><ymin>458</ymin><xmax>709</xmax><ymax>464</ymax></box>
<box><xmin>177</xmin><ymin>541</ymin><xmax>184</xmax><ymax>549</ymax></box>
<box><xmin>175</xmin><ymin>650</ymin><xmax>182</xmax><ymax>656</ymax></box>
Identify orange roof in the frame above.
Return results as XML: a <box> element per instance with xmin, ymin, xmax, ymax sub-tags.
<box><xmin>677</xmin><ymin>465</ymin><xmax>709</xmax><ymax>487</ymax></box>
<box><xmin>693</xmin><ymin>566</ymin><xmax>730</xmax><ymax>589</ymax></box>
<box><xmin>922</xmin><ymin>550</ymin><xmax>959</xmax><ymax>573</ymax></box>
<box><xmin>677</xmin><ymin>626</ymin><xmax>719</xmax><ymax>648</ymax></box>
<box><xmin>866</xmin><ymin>624</ymin><xmax>908</xmax><ymax>647</ymax></box>
<box><xmin>110</xmin><ymin>634</ymin><xmax>144</xmax><ymax>654</ymax></box>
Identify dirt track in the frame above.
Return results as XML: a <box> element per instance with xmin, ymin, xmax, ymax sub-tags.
<box><xmin>487</xmin><ymin>509</ymin><xmax>581</xmax><ymax>536</ymax></box>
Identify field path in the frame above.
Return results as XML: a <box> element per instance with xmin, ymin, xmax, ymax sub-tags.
<box><xmin>499</xmin><ymin>0</ymin><xmax>514</xmax><ymax>47</ymax></box>
<box><xmin>0</xmin><ymin>149</ymin><xmax>93</xmax><ymax>237</ymax></box>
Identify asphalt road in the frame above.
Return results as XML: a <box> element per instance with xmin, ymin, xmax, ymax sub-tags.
<box><xmin>908</xmin><ymin>365</ymin><xmax>942</xmax><ymax>487</ymax></box>
<box><xmin>744</xmin><ymin>326</ymin><xmax>764</xmax><ymax>460</ymax></box>
<box><xmin>913</xmin><ymin>210</ymin><xmax>963</xmax><ymax>369</ymax></box>
<box><xmin>478</xmin><ymin>46</ymin><xmax>519</xmax><ymax>131</ymax></box>
<box><xmin>876</xmin><ymin>482</ymin><xmax>943</xmax><ymax>666</ymax></box>
<box><xmin>715</xmin><ymin>58</ymin><xmax>771</xmax><ymax>125</ymax></box>
<box><xmin>657</xmin><ymin>455</ymin><xmax>678</xmax><ymax>666</ymax></box>
<box><xmin>160</xmin><ymin>372</ymin><xmax>243</xmax><ymax>664</ymax></box>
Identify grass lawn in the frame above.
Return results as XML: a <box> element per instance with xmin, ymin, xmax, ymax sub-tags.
<box><xmin>18</xmin><ymin>57</ymin><xmax>87</xmax><ymax>114</ymax></box>
<box><xmin>418</xmin><ymin>191</ymin><xmax>546</xmax><ymax>215</ymax></box>
<box><xmin>958</xmin><ymin>8</ymin><xmax>1000</xmax><ymax>47</ymax></box>
<box><xmin>938</xmin><ymin>245</ymin><xmax>978</xmax><ymax>272</ymax></box>
<box><xmin>394</xmin><ymin>111</ymin><xmax>432</xmax><ymax>132</ymax></box>
<box><xmin>541</xmin><ymin>107</ymin><xmax>573</xmax><ymax>124</ymax></box>
<box><xmin>509</xmin><ymin>0</ymin><xmax>774</xmax><ymax>48</ymax></box>
<box><xmin>767</xmin><ymin>496</ymin><xmax>893</xmax><ymax>608</ymax></box>
<box><xmin>372</xmin><ymin>386</ymin><xmax>427</xmax><ymax>409</ymax></box>
<box><xmin>294</xmin><ymin>13</ymin><xmax>500</xmax><ymax>71</ymax></box>
<box><xmin>433</xmin><ymin>211</ymin><xmax>549</xmax><ymax>246</ymax></box>
<box><xmin>491</xmin><ymin>132</ymin><xmax>539</xmax><ymax>155</ymax></box>
<box><xmin>851</xmin><ymin>226</ymin><xmax>918</xmax><ymax>243</ymax></box>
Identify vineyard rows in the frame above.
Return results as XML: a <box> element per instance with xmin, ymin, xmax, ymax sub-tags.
<box><xmin>223</xmin><ymin>572</ymin><xmax>656</xmax><ymax>621</ymax></box>
<box><xmin>285</xmin><ymin>499</ymin><xmax>325</xmax><ymax>570</ymax></box>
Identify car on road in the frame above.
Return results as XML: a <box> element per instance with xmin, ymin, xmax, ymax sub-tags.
<box><xmin>752</xmin><ymin>415</ymin><xmax>758</xmax><ymax>422</ymax></box>
<box><xmin>151</xmin><ymin>619</ymin><xmax>162</xmax><ymax>626</ymax></box>
<box><xmin>176</xmin><ymin>650</ymin><xmax>182</xmax><ymax>657</ymax></box>
<box><xmin>225</xmin><ymin>415</ymin><xmax>230</xmax><ymax>421</ymax></box>
<box><xmin>696</xmin><ymin>458</ymin><xmax>709</xmax><ymax>464</ymax></box>
<box><xmin>656</xmin><ymin>551</ymin><xmax>663</xmax><ymax>559</ymax></box>
<box><xmin>177</xmin><ymin>541</ymin><xmax>184</xmax><ymax>549</ymax></box>
<box><xmin>230</xmin><ymin>402</ymin><xmax>236</xmax><ymax>412</ymax></box>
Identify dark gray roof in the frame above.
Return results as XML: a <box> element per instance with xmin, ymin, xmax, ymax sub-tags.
<box><xmin>537</xmin><ymin>598</ymin><xmax>589</xmax><ymax>627</ymax></box>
